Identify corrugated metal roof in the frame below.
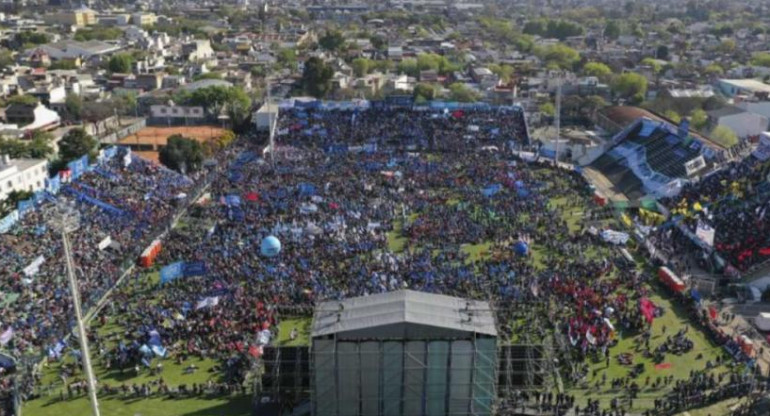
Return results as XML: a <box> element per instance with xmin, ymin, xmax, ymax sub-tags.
<box><xmin>311</xmin><ymin>290</ymin><xmax>497</xmax><ymax>338</ymax></box>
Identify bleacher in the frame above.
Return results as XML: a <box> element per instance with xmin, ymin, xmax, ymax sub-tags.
<box><xmin>589</xmin><ymin>118</ymin><xmax>712</xmax><ymax>200</ymax></box>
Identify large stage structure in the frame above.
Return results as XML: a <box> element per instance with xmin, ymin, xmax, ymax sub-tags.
<box><xmin>311</xmin><ymin>290</ymin><xmax>498</xmax><ymax>416</ymax></box>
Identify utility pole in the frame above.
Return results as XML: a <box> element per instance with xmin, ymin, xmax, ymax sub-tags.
<box><xmin>267</xmin><ymin>76</ymin><xmax>276</xmax><ymax>169</ymax></box>
<box><xmin>554</xmin><ymin>74</ymin><xmax>561</xmax><ymax>167</ymax></box>
<box><xmin>48</xmin><ymin>204</ymin><xmax>100</xmax><ymax>416</ymax></box>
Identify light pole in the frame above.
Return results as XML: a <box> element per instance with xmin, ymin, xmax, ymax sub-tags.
<box><xmin>47</xmin><ymin>203</ymin><xmax>100</xmax><ymax>416</ymax></box>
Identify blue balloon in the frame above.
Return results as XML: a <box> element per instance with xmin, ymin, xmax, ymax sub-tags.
<box><xmin>261</xmin><ymin>235</ymin><xmax>282</xmax><ymax>257</ymax></box>
<box><xmin>513</xmin><ymin>241</ymin><xmax>529</xmax><ymax>256</ymax></box>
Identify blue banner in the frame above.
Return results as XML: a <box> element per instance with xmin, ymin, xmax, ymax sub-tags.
<box><xmin>160</xmin><ymin>262</ymin><xmax>184</xmax><ymax>285</ymax></box>
<box><xmin>298</xmin><ymin>183</ymin><xmax>316</xmax><ymax>196</ymax></box>
<box><xmin>182</xmin><ymin>261</ymin><xmax>207</xmax><ymax>277</ymax></box>
<box><xmin>46</xmin><ymin>176</ymin><xmax>61</xmax><ymax>195</ymax></box>
<box><xmin>0</xmin><ymin>211</ymin><xmax>19</xmax><ymax>233</ymax></box>
<box><xmin>17</xmin><ymin>199</ymin><xmax>34</xmax><ymax>216</ymax></box>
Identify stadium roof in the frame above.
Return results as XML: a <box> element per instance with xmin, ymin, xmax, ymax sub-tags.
<box><xmin>311</xmin><ymin>290</ymin><xmax>497</xmax><ymax>339</ymax></box>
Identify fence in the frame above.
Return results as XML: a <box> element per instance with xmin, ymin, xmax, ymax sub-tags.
<box><xmin>97</xmin><ymin>118</ymin><xmax>147</xmax><ymax>144</ymax></box>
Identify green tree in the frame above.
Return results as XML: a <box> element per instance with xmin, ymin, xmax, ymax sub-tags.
<box><xmin>704</xmin><ymin>64</ymin><xmax>724</xmax><ymax>77</ymax></box>
<box><xmin>663</xmin><ymin>109</ymin><xmax>681</xmax><ymax>123</ymax></box>
<box><xmin>612</xmin><ymin>72</ymin><xmax>648</xmax><ymax>100</ymax></box>
<box><xmin>488</xmin><ymin>64</ymin><xmax>514</xmax><ymax>83</ymax></box>
<box><xmin>397</xmin><ymin>58</ymin><xmax>419</xmax><ymax>77</ymax></box>
<box><xmin>583</xmin><ymin>62</ymin><xmax>612</xmax><ymax>78</ymax></box>
<box><xmin>641</xmin><ymin>58</ymin><xmax>662</xmax><ymax>74</ymax></box>
<box><xmin>751</xmin><ymin>52</ymin><xmax>770</xmax><ymax>67</ymax></box>
<box><xmin>108</xmin><ymin>53</ymin><xmax>133</xmax><ymax>73</ymax></box>
<box><xmin>27</xmin><ymin>131</ymin><xmax>55</xmax><ymax>159</ymax></box>
<box><xmin>6</xmin><ymin>95</ymin><xmax>38</xmax><ymax>106</ymax></box>
<box><xmin>604</xmin><ymin>20</ymin><xmax>621</xmax><ymax>40</ymax></box>
<box><xmin>301</xmin><ymin>57</ymin><xmax>334</xmax><ymax>98</ymax></box>
<box><xmin>319</xmin><ymin>30</ymin><xmax>346</xmax><ymax>52</ymax></box>
<box><xmin>184</xmin><ymin>85</ymin><xmax>251</xmax><ymax>126</ymax></box>
<box><xmin>710</xmin><ymin>125</ymin><xmax>738</xmax><ymax>147</ymax></box>
<box><xmin>656</xmin><ymin>45</ymin><xmax>669</xmax><ymax>60</ymax></box>
<box><xmin>370</xmin><ymin>35</ymin><xmax>386</xmax><ymax>51</ymax></box>
<box><xmin>448</xmin><ymin>83</ymin><xmax>480</xmax><ymax>103</ymax></box>
<box><xmin>413</xmin><ymin>83</ymin><xmax>436</xmax><ymax>101</ymax></box>
<box><xmin>351</xmin><ymin>58</ymin><xmax>371</xmax><ymax>77</ymax></box>
<box><xmin>536</xmin><ymin>44</ymin><xmax>580</xmax><ymax>70</ymax></box>
<box><xmin>159</xmin><ymin>134</ymin><xmax>204</xmax><ymax>174</ymax></box>
<box><xmin>690</xmin><ymin>109</ymin><xmax>708</xmax><ymax>130</ymax></box>
<box><xmin>541</xmin><ymin>102</ymin><xmax>556</xmax><ymax>117</ymax></box>
<box><xmin>194</xmin><ymin>72</ymin><xmax>223</xmax><ymax>81</ymax></box>
<box><xmin>59</xmin><ymin>128</ymin><xmax>98</xmax><ymax>163</ymax></box>
<box><xmin>718</xmin><ymin>39</ymin><xmax>736</xmax><ymax>54</ymax></box>
<box><xmin>0</xmin><ymin>49</ymin><xmax>14</xmax><ymax>71</ymax></box>
<box><xmin>65</xmin><ymin>94</ymin><xmax>83</xmax><ymax>119</ymax></box>
<box><xmin>15</xmin><ymin>32</ymin><xmax>49</xmax><ymax>46</ymax></box>
<box><xmin>0</xmin><ymin>190</ymin><xmax>33</xmax><ymax>217</ymax></box>
<box><xmin>277</xmin><ymin>48</ymin><xmax>297</xmax><ymax>69</ymax></box>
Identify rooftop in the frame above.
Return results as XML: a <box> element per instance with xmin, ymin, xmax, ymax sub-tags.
<box><xmin>312</xmin><ymin>290</ymin><xmax>497</xmax><ymax>340</ymax></box>
<box><xmin>719</xmin><ymin>79</ymin><xmax>770</xmax><ymax>94</ymax></box>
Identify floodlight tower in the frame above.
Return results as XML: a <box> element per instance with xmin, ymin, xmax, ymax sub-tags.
<box><xmin>554</xmin><ymin>74</ymin><xmax>561</xmax><ymax>167</ymax></box>
<box><xmin>47</xmin><ymin>202</ymin><xmax>100</xmax><ymax>416</ymax></box>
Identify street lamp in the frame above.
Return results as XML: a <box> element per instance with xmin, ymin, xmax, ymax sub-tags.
<box><xmin>46</xmin><ymin>202</ymin><xmax>100</xmax><ymax>416</ymax></box>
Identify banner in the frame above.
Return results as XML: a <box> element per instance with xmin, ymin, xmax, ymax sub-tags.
<box><xmin>46</xmin><ymin>175</ymin><xmax>61</xmax><ymax>194</ymax></box>
<box><xmin>160</xmin><ymin>262</ymin><xmax>184</xmax><ymax>285</ymax></box>
<box><xmin>0</xmin><ymin>328</ymin><xmax>13</xmax><ymax>346</ymax></box>
<box><xmin>23</xmin><ymin>255</ymin><xmax>45</xmax><ymax>277</ymax></box>
<box><xmin>182</xmin><ymin>261</ymin><xmax>207</xmax><ymax>277</ymax></box>
<box><xmin>696</xmin><ymin>221</ymin><xmax>715</xmax><ymax>247</ymax></box>
<box><xmin>195</xmin><ymin>296</ymin><xmax>219</xmax><ymax>310</ymax></box>
<box><xmin>98</xmin><ymin>236</ymin><xmax>112</xmax><ymax>251</ymax></box>
<box><xmin>0</xmin><ymin>211</ymin><xmax>19</xmax><ymax>233</ymax></box>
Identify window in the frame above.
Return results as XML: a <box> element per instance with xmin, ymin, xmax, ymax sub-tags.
<box><xmin>160</xmin><ymin>108</ymin><xmax>167</xmax><ymax>114</ymax></box>
<box><xmin>6</xmin><ymin>181</ymin><xmax>11</xmax><ymax>189</ymax></box>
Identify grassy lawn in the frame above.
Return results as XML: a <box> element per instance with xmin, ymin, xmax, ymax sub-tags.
<box><xmin>276</xmin><ymin>317</ymin><xmax>312</xmax><ymax>347</ymax></box>
<box><xmin>25</xmin><ymin>392</ymin><xmax>252</xmax><ymax>416</ymax></box>
<box><xmin>568</xmin><ymin>291</ymin><xmax>725</xmax><ymax>412</ymax></box>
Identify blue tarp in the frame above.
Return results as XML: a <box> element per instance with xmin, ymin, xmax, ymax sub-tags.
<box><xmin>182</xmin><ymin>261</ymin><xmax>207</xmax><ymax>277</ymax></box>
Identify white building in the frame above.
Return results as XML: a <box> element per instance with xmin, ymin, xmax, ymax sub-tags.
<box><xmin>253</xmin><ymin>102</ymin><xmax>278</xmax><ymax>132</ymax></box>
<box><xmin>0</xmin><ymin>155</ymin><xmax>48</xmax><ymax>200</ymax></box>
<box><xmin>708</xmin><ymin>106</ymin><xmax>770</xmax><ymax>139</ymax></box>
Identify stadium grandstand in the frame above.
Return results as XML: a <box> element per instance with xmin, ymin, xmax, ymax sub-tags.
<box><xmin>585</xmin><ymin>107</ymin><xmax>729</xmax><ymax>201</ymax></box>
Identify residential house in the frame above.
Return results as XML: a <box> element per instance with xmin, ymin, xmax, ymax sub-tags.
<box><xmin>717</xmin><ymin>79</ymin><xmax>770</xmax><ymax>100</ymax></box>
<box><xmin>182</xmin><ymin>40</ymin><xmax>215</xmax><ymax>62</ymax></box>
<box><xmin>387</xmin><ymin>46</ymin><xmax>403</xmax><ymax>61</ymax></box>
<box><xmin>44</xmin><ymin>6</ymin><xmax>97</xmax><ymax>27</ymax></box>
<box><xmin>0</xmin><ymin>155</ymin><xmax>48</xmax><ymax>200</ymax></box>
<box><xmin>471</xmin><ymin>67</ymin><xmax>499</xmax><ymax>90</ymax></box>
<box><xmin>135</xmin><ymin>73</ymin><xmax>165</xmax><ymax>91</ymax></box>
<box><xmin>2</xmin><ymin>102</ymin><xmax>60</xmax><ymax>132</ymax></box>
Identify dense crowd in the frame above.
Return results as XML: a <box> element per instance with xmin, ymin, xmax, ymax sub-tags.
<box><xmin>2</xmin><ymin>105</ymin><xmax>763</xmax><ymax>415</ymax></box>
<box><xmin>663</xmin><ymin>156</ymin><xmax>770</xmax><ymax>272</ymax></box>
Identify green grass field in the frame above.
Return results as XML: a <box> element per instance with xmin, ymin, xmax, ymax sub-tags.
<box><xmin>25</xmin><ymin>392</ymin><xmax>252</xmax><ymax>416</ymax></box>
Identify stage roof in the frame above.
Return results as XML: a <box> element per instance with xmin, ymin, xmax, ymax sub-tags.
<box><xmin>311</xmin><ymin>290</ymin><xmax>497</xmax><ymax>339</ymax></box>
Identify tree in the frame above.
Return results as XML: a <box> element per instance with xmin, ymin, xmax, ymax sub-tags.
<box><xmin>194</xmin><ymin>72</ymin><xmax>223</xmax><ymax>81</ymax></box>
<box><xmin>65</xmin><ymin>94</ymin><xmax>83</xmax><ymax>119</ymax></box>
<box><xmin>656</xmin><ymin>45</ymin><xmax>669</xmax><ymax>60</ymax></box>
<box><xmin>413</xmin><ymin>83</ymin><xmax>436</xmax><ymax>101</ymax></box>
<box><xmin>709</xmin><ymin>125</ymin><xmax>738</xmax><ymax>147</ymax></box>
<box><xmin>59</xmin><ymin>128</ymin><xmax>98</xmax><ymax>163</ymax></box>
<box><xmin>27</xmin><ymin>131</ymin><xmax>55</xmax><ymax>159</ymax></box>
<box><xmin>0</xmin><ymin>49</ymin><xmax>14</xmax><ymax>71</ymax></box>
<box><xmin>49</xmin><ymin>59</ymin><xmax>78</xmax><ymax>70</ymax></box>
<box><xmin>301</xmin><ymin>57</ymin><xmax>333</xmax><ymax>98</ymax></box>
<box><xmin>541</xmin><ymin>102</ymin><xmax>556</xmax><ymax>117</ymax></box>
<box><xmin>604</xmin><ymin>21</ymin><xmax>621</xmax><ymax>41</ymax></box>
<box><xmin>718</xmin><ymin>39</ymin><xmax>736</xmax><ymax>54</ymax></box>
<box><xmin>182</xmin><ymin>85</ymin><xmax>252</xmax><ymax>126</ymax></box>
<box><xmin>0</xmin><ymin>190</ymin><xmax>33</xmax><ymax>217</ymax></box>
<box><xmin>583</xmin><ymin>62</ymin><xmax>612</xmax><ymax>78</ymax></box>
<box><xmin>641</xmin><ymin>58</ymin><xmax>662</xmax><ymax>74</ymax></box>
<box><xmin>704</xmin><ymin>64</ymin><xmax>724</xmax><ymax>77</ymax></box>
<box><xmin>108</xmin><ymin>53</ymin><xmax>133</xmax><ymax>73</ymax></box>
<box><xmin>6</xmin><ymin>95</ymin><xmax>38</xmax><ymax>106</ymax></box>
<box><xmin>663</xmin><ymin>109</ymin><xmax>681</xmax><ymax>123</ymax></box>
<box><xmin>612</xmin><ymin>73</ymin><xmax>648</xmax><ymax>100</ymax></box>
<box><xmin>397</xmin><ymin>58</ymin><xmax>419</xmax><ymax>77</ymax></box>
<box><xmin>448</xmin><ymin>83</ymin><xmax>480</xmax><ymax>103</ymax></box>
<box><xmin>159</xmin><ymin>135</ymin><xmax>204</xmax><ymax>174</ymax></box>
<box><xmin>370</xmin><ymin>35</ymin><xmax>386</xmax><ymax>51</ymax></box>
<box><xmin>351</xmin><ymin>58</ymin><xmax>371</xmax><ymax>77</ymax></box>
<box><xmin>319</xmin><ymin>30</ymin><xmax>346</xmax><ymax>52</ymax></box>
<box><xmin>536</xmin><ymin>44</ymin><xmax>580</xmax><ymax>70</ymax></box>
<box><xmin>690</xmin><ymin>109</ymin><xmax>708</xmax><ymax>130</ymax></box>
<box><xmin>751</xmin><ymin>52</ymin><xmax>770</xmax><ymax>67</ymax></box>
<box><xmin>488</xmin><ymin>64</ymin><xmax>514</xmax><ymax>83</ymax></box>
<box><xmin>277</xmin><ymin>48</ymin><xmax>297</xmax><ymax>70</ymax></box>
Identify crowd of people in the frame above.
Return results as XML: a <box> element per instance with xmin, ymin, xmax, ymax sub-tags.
<box><xmin>1</xmin><ymin>104</ymin><xmax>765</xmax><ymax>415</ymax></box>
<box><xmin>663</xmin><ymin>156</ymin><xmax>770</xmax><ymax>272</ymax></box>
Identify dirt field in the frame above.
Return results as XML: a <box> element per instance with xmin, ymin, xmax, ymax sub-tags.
<box><xmin>118</xmin><ymin>125</ymin><xmax>228</xmax><ymax>162</ymax></box>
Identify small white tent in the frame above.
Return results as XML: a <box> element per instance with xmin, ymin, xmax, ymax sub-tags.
<box><xmin>754</xmin><ymin>312</ymin><xmax>770</xmax><ymax>331</ymax></box>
